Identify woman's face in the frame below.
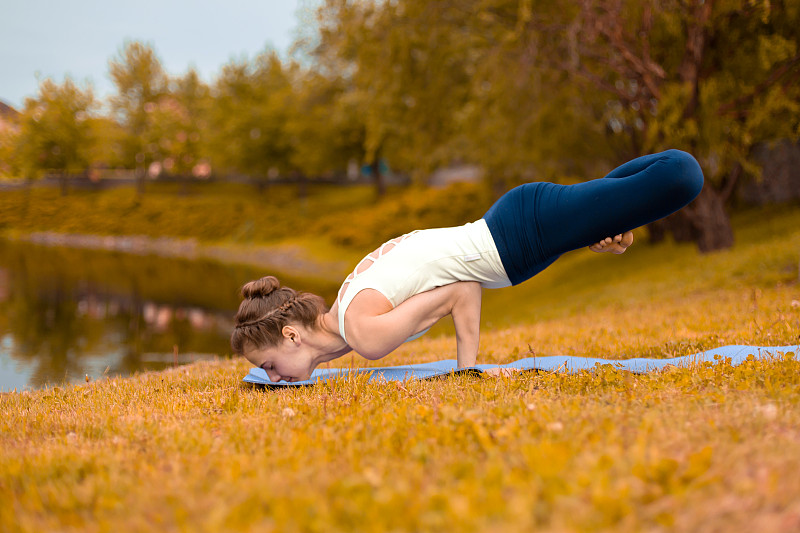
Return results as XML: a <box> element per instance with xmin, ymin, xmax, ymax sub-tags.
<box><xmin>245</xmin><ymin>337</ymin><xmax>317</xmax><ymax>383</ymax></box>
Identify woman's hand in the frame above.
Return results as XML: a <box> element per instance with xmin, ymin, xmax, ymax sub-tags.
<box><xmin>589</xmin><ymin>231</ymin><xmax>634</xmax><ymax>254</ymax></box>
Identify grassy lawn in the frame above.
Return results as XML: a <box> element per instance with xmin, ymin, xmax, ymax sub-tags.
<box><xmin>2</xmin><ymin>196</ymin><xmax>800</xmax><ymax>531</ymax></box>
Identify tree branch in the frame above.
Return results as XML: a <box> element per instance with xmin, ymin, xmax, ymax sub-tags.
<box><xmin>579</xmin><ymin>1</ymin><xmax>666</xmax><ymax>100</ymax></box>
<box><xmin>718</xmin><ymin>52</ymin><xmax>800</xmax><ymax>115</ymax></box>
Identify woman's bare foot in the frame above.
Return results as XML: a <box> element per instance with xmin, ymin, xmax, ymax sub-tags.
<box><xmin>589</xmin><ymin>231</ymin><xmax>634</xmax><ymax>254</ymax></box>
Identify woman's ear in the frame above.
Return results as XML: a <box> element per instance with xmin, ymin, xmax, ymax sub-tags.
<box><xmin>282</xmin><ymin>325</ymin><xmax>299</xmax><ymax>344</ymax></box>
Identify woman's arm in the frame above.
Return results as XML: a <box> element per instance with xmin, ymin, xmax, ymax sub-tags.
<box><xmin>452</xmin><ymin>282</ymin><xmax>481</xmax><ymax>368</ymax></box>
<box><xmin>345</xmin><ymin>281</ymin><xmax>482</xmax><ymax>367</ymax></box>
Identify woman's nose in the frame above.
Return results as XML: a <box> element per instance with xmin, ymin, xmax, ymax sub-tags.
<box><xmin>266</xmin><ymin>370</ymin><xmax>281</xmax><ymax>382</ymax></box>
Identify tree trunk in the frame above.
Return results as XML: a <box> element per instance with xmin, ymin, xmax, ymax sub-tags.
<box><xmin>647</xmin><ymin>218</ymin><xmax>667</xmax><ymax>244</ymax></box>
<box><xmin>23</xmin><ymin>176</ymin><xmax>33</xmax><ymax>217</ymax></box>
<box><xmin>370</xmin><ymin>159</ymin><xmax>385</xmax><ymax>198</ymax></box>
<box><xmin>648</xmin><ymin>212</ymin><xmax>696</xmax><ymax>244</ymax></box>
<box><xmin>59</xmin><ymin>172</ymin><xmax>68</xmax><ymax>196</ymax></box>
<box><xmin>136</xmin><ymin>167</ymin><xmax>146</xmax><ymax>196</ymax></box>
<box><xmin>179</xmin><ymin>176</ymin><xmax>190</xmax><ymax>197</ymax></box>
<box><xmin>256</xmin><ymin>176</ymin><xmax>269</xmax><ymax>195</ymax></box>
<box><xmin>295</xmin><ymin>171</ymin><xmax>308</xmax><ymax>202</ymax></box>
<box><xmin>684</xmin><ymin>184</ymin><xmax>735</xmax><ymax>252</ymax></box>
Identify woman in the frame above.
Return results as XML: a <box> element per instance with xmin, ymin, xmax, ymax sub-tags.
<box><xmin>231</xmin><ymin>150</ymin><xmax>704</xmax><ymax>382</ymax></box>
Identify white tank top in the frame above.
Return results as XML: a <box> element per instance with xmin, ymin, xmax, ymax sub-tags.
<box><xmin>337</xmin><ymin>219</ymin><xmax>510</xmax><ymax>344</ymax></box>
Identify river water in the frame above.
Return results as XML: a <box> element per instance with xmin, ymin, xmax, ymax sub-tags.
<box><xmin>0</xmin><ymin>239</ymin><xmax>339</xmax><ymax>392</ymax></box>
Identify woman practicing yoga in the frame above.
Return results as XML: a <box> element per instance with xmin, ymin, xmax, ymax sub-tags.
<box><xmin>231</xmin><ymin>150</ymin><xmax>704</xmax><ymax>383</ymax></box>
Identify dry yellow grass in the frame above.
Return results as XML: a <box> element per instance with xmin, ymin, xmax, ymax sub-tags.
<box><xmin>2</xmin><ymin>204</ymin><xmax>800</xmax><ymax>532</ymax></box>
<box><xmin>2</xmin><ymin>352</ymin><xmax>799</xmax><ymax>532</ymax></box>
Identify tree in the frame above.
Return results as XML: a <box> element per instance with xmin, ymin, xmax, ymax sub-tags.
<box><xmin>539</xmin><ymin>0</ymin><xmax>800</xmax><ymax>251</ymax></box>
<box><xmin>84</xmin><ymin>115</ymin><xmax>126</xmax><ymax>175</ymax></box>
<box><xmin>311</xmin><ymin>0</ymin><xmax>610</xmax><ymax>196</ymax></box>
<box><xmin>449</xmin><ymin>0</ymin><xmax>612</xmax><ymax>192</ymax></box>
<box><xmin>0</xmin><ymin>102</ymin><xmax>21</xmax><ymax>177</ymax></box>
<box><xmin>310</xmin><ymin>0</ymin><xmax>799</xmax><ymax>250</ymax></box>
<box><xmin>207</xmin><ymin>52</ymin><xmax>295</xmax><ymax>183</ymax></box>
<box><xmin>148</xmin><ymin>68</ymin><xmax>212</xmax><ymax>179</ymax></box>
<box><xmin>312</xmin><ymin>1</ymin><xmax>479</xmax><ymax>190</ymax></box>
<box><xmin>285</xmin><ymin>68</ymin><xmax>365</xmax><ymax>185</ymax></box>
<box><xmin>11</xmin><ymin>77</ymin><xmax>96</xmax><ymax>193</ymax></box>
<box><xmin>108</xmin><ymin>41</ymin><xmax>168</xmax><ymax>194</ymax></box>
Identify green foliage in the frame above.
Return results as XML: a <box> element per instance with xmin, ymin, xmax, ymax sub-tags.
<box><xmin>314</xmin><ymin>0</ymin><xmax>562</xmax><ymax>182</ymax></box>
<box><xmin>10</xmin><ymin>4</ymin><xmax>799</xmax><ymax>195</ymax></box>
<box><xmin>548</xmin><ymin>0</ymin><xmax>800</xmax><ymax>183</ymax></box>
<box><xmin>207</xmin><ymin>53</ymin><xmax>295</xmax><ymax>178</ymax></box>
<box><xmin>668</xmin><ymin>1</ymin><xmax>799</xmax><ymax>180</ymax></box>
<box><xmin>0</xmin><ymin>181</ymin><xmax>490</xmax><ymax>253</ymax></box>
<box><xmin>108</xmin><ymin>41</ymin><xmax>169</xmax><ymax>172</ymax></box>
<box><xmin>0</xmin><ymin>122</ymin><xmax>18</xmax><ymax>178</ymax></box>
<box><xmin>153</xmin><ymin>68</ymin><xmax>211</xmax><ymax>176</ymax></box>
<box><xmin>306</xmin><ymin>0</ymin><xmax>800</xmax><ymax>201</ymax></box>
<box><xmin>5</xmin><ymin>3</ymin><xmax>800</xmax><ymax>252</ymax></box>
<box><xmin>285</xmin><ymin>69</ymin><xmax>365</xmax><ymax>178</ymax></box>
<box><xmin>318</xmin><ymin>182</ymin><xmax>490</xmax><ymax>249</ymax></box>
<box><xmin>8</xmin><ymin>78</ymin><xmax>96</xmax><ymax>179</ymax></box>
<box><xmin>0</xmin><ymin>183</ymin><xmax>310</xmax><ymax>242</ymax></box>
<box><xmin>84</xmin><ymin>116</ymin><xmax>126</xmax><ymax>169</ymax></box>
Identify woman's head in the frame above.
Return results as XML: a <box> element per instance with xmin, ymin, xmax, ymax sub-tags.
<box><xmin>230</xmin><ymin>276</ymin><xmax>327</xmax><ymax>357</ymax></box>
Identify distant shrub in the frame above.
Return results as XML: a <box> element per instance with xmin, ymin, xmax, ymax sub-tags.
<box><xmin>317</xmin><ymin>182</ymin><xmax>491</xmax><ymax>249</ymax></box>
<box><xmin>0</xmin><ymin>181</ymin><xmax>493</xmax><ymax>250</ymax></box>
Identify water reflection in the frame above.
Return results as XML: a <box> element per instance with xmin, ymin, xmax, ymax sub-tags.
<box><xmin>0</xmin><ymin>239</ymin><xmax>338</xmax><ymax>391</ymax></box>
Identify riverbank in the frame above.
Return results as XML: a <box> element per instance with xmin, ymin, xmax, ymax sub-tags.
<box><xmin>6</xmin><ymin>231</ymin><xmax>350</xmax><ymax>283</ymax></box>
<box><xmin>0</xmin><ymin>180</ymin><xmax>494</xmax><ymax>287</ymax></box>
<box><xmin>0</xmin><ymin>180</ymin><xmax>489</xmax><ymax>254</ymax></box>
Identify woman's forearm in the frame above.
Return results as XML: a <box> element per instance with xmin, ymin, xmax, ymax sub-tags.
<box><xmin>452</xmin><ymin>282</ymin><xmax>481</xmax><ymax>368</ymax></box>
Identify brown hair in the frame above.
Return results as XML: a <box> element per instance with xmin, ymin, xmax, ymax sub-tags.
<box><xmin>230</xmin><ymin>276</ymin><xmax>327</xmax><ymax>355</ymax></box>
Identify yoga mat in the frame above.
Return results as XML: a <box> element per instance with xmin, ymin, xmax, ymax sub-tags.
<box><xmin>242</xmin><ymin>345</ymin><xmax>799</xmax><ymax>388</ymax></box>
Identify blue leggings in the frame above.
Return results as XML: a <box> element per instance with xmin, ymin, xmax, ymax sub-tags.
<box><xmin>482</xmin><ymin>149</ymin><xmax>704</xmax><ymax>285</ymax></box>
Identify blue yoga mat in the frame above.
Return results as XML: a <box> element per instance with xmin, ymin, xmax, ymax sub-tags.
<box><xmin>242</xmin><ymin>345</ymin><xmax>799</xmax><ymax>388</ymax></box>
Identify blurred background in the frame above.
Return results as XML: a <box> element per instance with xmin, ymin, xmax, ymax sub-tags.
<box><xmin>1</xmin><ymin>0</ymin><xmax>799</xmax><ymax>390</ymax></box>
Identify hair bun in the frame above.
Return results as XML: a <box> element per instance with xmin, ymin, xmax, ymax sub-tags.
<box><xmin>241</xmin><ymin>276</ymin><xmax>281</xmax><ymax>299</ymax></box>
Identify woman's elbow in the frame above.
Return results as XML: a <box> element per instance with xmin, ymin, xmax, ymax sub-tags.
<box><xmin>348</xmin><ymin>336</ymin><xmax>391</xmax><ymax>360</ymax></box>
<box><xmin>355</xmin><ymin>347</ymin><xmax>390</xmax><ymax>360</ymax></box>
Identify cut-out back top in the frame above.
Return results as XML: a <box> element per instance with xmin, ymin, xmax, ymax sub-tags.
<box><xmin>337</xmin><ymin>219</ymin><xmax>511</xmax><ymax>345</ymax></box>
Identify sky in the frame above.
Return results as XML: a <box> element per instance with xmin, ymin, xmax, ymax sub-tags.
<box><xmin>0</xmin><ymin>0</ymin><xmax>307</xmax><ymax>109</ymax></box>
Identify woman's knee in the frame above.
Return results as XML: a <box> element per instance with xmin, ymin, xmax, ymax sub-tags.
<box><xmin>662</xmin><ymin>149</ymin><xmax>704</xmax><ymax>204</ymax></box>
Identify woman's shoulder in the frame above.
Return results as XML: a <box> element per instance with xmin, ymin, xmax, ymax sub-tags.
<box><xmin>340</xmin><ymin>288</ymin><xmax>393</xmax><ymax>351</ymax></box>
<box><xmin>346</xmin><ymin>288</ymin><xmax>393</xmax><ymax>318</ymax></box>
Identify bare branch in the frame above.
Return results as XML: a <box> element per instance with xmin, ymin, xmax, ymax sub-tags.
<box><xmin>578</xmin><ymin>0</ymin><xmax>666</xmax><ymax>99</ymax></box>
